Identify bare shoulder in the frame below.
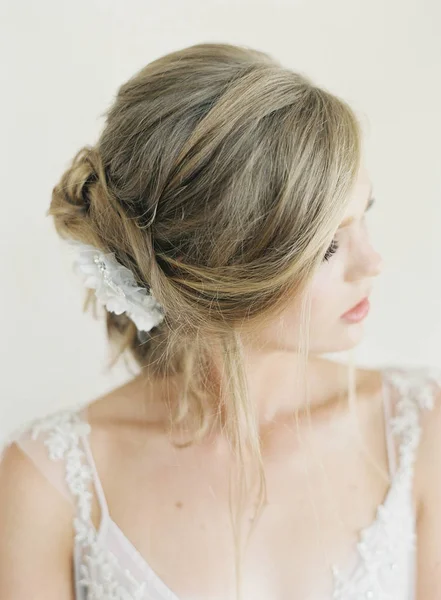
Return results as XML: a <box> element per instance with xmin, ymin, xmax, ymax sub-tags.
<box><xmin>0</xmin><ymin>442</ymin><xmax>75</xmax><ymax>598</ymax></box>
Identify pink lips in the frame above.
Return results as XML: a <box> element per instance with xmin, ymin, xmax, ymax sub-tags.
<box><xmin>341</xmin><ymin>297</ymin><xmax>370</xmax><ymax>323</ymax></box>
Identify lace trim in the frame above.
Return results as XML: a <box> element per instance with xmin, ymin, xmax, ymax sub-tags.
<box><xmin>26</xmin><ymin>366</ymin><xmax>441</xmax><ymax>600</ymax></box>
<box><xmin>30</xmin><ymin>407</ymin><xmax>152</xmax><ymax>600</ymax></box>
<box><xmin>331</xmin><ymin>367</ymin><xmax>441</xmax><ymax>599</ymax></box>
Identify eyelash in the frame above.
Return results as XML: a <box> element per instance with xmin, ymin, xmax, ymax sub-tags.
<box><xmin>322</xmin><ymin>197</ymin><xmax>376</xmax><ymax>262</ymax></box>
<box><xmin>323</xmin><ymin>239</ymin><xmax>339</xmax><ymax>262</ymax></box>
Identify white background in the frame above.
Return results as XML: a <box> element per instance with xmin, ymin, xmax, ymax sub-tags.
<box><xmin>1</xmin><ymin>0</ymin><xmax>440</xmax><ymax>437</ymax></box>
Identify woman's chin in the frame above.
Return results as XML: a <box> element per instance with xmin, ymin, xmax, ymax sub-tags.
<box><xmin>339</xmin><ymin>321</ymin><xmax>366</xmax><ymax>349</ymax></box>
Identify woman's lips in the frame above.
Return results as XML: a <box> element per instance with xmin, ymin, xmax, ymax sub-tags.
<box><xmin>341</xmin><ymin>297</ymin><xmax>370</xmax><ymax>323</ymax></box>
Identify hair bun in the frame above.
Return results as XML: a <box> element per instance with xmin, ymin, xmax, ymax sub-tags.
<box><xmin>49</xmin><ymin>145</ymin><xmax>106</xmax><ymax>240</ymax></box>
<box><xmin>61</xmin><ymin>145</ymin><xmax>101</xmax><ymax>213</ymax></box>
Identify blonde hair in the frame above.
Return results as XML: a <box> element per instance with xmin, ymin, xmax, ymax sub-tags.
<box><xmin>49</xmin><ymin>42</ymin><xmax>362</xmax><ymax>596</ymax></box>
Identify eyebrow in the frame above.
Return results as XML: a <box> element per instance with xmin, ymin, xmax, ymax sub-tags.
<box><xmin>338</xmin><ymin>185</ymin><xmax>374</xmax><ymax>230</ymax></box>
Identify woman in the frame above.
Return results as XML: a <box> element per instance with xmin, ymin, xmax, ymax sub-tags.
<box><xmin>1</xmin><ymin>42</ymin><xmax>440</xmax><ymax>600</ymax></box>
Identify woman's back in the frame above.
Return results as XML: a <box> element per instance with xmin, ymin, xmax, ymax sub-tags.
<box><xmin>2</xmin><ymin>360</ymin><xmax>440</xmax><ymax>600</ymax></box>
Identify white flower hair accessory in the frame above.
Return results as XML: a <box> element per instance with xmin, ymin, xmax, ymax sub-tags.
<box><xmin>66</xmin><ymin>240</ymin><xmax>165</xmax><ymax>333</ymax></box>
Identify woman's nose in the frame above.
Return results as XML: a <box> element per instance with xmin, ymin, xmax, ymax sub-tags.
<box><xmin>347</xmin><ymin>241</ymin><xmax>384</xmax><ymax>281</ymax></box>
<box><xmin>366</xmin><ymin>246</ymin><xmax>383</xmax><ymax>277</ymax></box>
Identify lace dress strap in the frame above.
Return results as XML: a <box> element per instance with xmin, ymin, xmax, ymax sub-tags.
<box><xmin>76</xmin><ymin>405</ymin><xmax>110</xmax><ymax>523</ymax></box>
<box><xmin>382</xmin><ymin>366</ymin><xmax>441</xmax><ymax>483</ymax></box>
<box><xmin>1</xmin><ymin>405</ymin><xmax>92</xmax><ymax>507</ymax></box>
<box><xmin>332</xmin><ymin>366</ymin><xmax>441</xmax><ymax>599</ymax></box>
<box><xmin>2</xmin><ymin>404</ymin><xmax>168</xmax><ymax>599</ymax></box>
<box><xmin>5</xmin><ymin>404</ymin><xmax>133</xmax><ymax>598</ymax></box>
<box><xmin>19</xmin><ymin>404</ymin><xmax>108</xmax><ymax>522</ymax></box>
<box><xmin>381</xmin><ymin>376</ymin><xmax>397</xmax><ymax>478</ymax></box>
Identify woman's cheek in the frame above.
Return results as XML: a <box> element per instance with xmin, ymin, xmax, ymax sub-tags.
<box><xmin>308</xmin><ymin>268</ymin><xmax>340</xmax><ymax>322</ymax></box>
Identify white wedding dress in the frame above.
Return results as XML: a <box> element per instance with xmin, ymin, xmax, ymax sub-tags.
<box><xmin>2</xmin><ymin>365</ymin><xmax>441</xmax><ymax>600</ymax></box>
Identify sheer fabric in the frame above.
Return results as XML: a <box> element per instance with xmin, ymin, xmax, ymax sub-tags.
<box><xmin>3</xmin><ymin>366</ymin><xmax>441</xmax><ymax>600</ymax></box>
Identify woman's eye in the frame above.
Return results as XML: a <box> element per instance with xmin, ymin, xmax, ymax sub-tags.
<box><xmin>321</xmin><ymin>197</ymin><xmax>375</xmax><ymax>263</ymax></box>
<box><xmin>323</xmin><ymin>239</ymin><xmax>339</xmax><ymax>262</ymax></box>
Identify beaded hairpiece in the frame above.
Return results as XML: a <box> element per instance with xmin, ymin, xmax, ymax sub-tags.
<box><xmin>67</xmin><ymin>240</ymin><xmax>164</xmax><ymax>333</ymax></box>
